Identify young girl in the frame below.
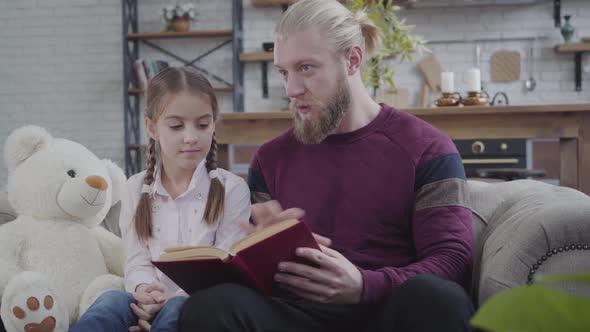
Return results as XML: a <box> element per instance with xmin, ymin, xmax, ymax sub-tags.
<box><xmin>69</xmin><ymin>67</ymin><xmax>251</xmax><ymax>332</ymax></box>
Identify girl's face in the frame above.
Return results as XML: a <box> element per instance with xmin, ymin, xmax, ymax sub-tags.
<box><xmin>146</xmin><ymin>91</ymin><xmax>215</xmax><ymax>173</ymax></box>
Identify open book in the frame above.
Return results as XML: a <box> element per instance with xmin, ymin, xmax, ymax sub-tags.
<box><xmin>152</xmin><ymin>219</ymin><xmax>319</xmax><ymax>296</ymax></box>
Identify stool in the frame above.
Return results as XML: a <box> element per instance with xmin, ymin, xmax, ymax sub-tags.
<box><xmin>474</xmin><ymin>168</ymin><xmax>546</xmax><ymax>182</ymax></box>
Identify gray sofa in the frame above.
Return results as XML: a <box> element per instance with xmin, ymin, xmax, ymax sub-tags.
<box><xmin>1</xmin><ymin>180</ymin><xmax>590</xmax><ymax>306</ymax></box>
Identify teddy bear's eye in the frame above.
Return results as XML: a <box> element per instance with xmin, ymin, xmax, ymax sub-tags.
<box><xmin>67</xmin><ymin>170</ymin><xmax>77</xmax><ymax>178</ymax></box>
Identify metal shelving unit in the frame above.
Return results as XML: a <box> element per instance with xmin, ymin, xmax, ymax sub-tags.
<box><xmin>121</xmin><ymin>0</ymin><xmax>244</xmax><ymax>175</ymax></box>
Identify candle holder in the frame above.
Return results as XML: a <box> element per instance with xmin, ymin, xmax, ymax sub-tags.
<box><xmin>460</xmin><ymin>91</ymin><xmax>489</xmax><ymax>106</ymax></box>
<box><xmin>435</xmin><ymin>92</ymin><xmax>462</xmax><ymax>107</ymax></box>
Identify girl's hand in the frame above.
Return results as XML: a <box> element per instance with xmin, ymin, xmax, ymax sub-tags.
<box><xmin>134</xmin><ymin>282</ymin><xmax>167</xmax><ymax>305</ymax></box>
<box><xmin>129</xmin><ymin>282</ymin><xmax>167</xmax><ymax>331</ymax></box>
<box><xmin>129</xmin><ymin>303</ymin><xmax>162</xmax><ymax>331</ymax></box>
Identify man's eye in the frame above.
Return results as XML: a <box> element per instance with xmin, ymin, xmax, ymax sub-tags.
<box><xmin>199</xmin><ymin>122</ymin><xmax>210</xmax><ymax>129</ymax></box>
<box><xmin>170</xmin><ymin>125</ymin><xmax>182</xmax><ymax>130</ymax></box>
<box><xmin>301</xmin><ymin>65</ymin><xmax>311</xmax><ymax>72</ymax></box>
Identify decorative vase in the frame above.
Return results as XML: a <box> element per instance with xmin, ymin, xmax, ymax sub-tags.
<box><xmin>435</xmin><ymin>92</ymin><xmax>462</xmax><ymax>107</ymax></box>
<box><xmin>460</xmin><ymin>91</ymin><xmax>489</xmax><ymax>106</ymax></box>
<box><xmin>561</xmin><ymin>15</ymin><xmax>575</xmax><ymax>43</ymax></box>
<box><xmin>171</xmin><ymin>16</ymin><xmax>190</xmax><ymax>32</ymax></box>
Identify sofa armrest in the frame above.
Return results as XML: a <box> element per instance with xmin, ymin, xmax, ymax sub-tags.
<box><xmin>476</xmin><ymin>184</ymin><xmax>590</xmax><ymax>305</ymax></box>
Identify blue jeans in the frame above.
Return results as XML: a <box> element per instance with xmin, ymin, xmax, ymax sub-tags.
<box><xmin>69</xmin><ymin>290</ymin><xmax>187</xmax><ymax>332</ymax></box>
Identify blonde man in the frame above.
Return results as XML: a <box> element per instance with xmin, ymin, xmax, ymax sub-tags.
<box><xmin>180</xmin><ymin>1</ymin><xmax>474</xmax><ymax>331</ymax></box>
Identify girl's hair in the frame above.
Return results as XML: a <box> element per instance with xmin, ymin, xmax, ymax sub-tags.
<box><xmin>134</xmin><ymin>67</ymin><xmax>225</xmax><ymax>242</ymax></box>
<box><xmin>276</xmin><ymin>0</ymin><xmax>382</xmax><ymax>61</ymax></box>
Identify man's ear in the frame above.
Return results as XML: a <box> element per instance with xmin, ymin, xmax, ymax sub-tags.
<box><xmin>346</xmin><ymin>45</ymin><xmax>363</xmax><ymax>76</ymax></box>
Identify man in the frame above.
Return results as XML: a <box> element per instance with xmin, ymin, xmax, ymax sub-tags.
<box><xmin>180</xmin><ymin>0</ymin><xmax>474</xmax><ymax>331</ymax></box>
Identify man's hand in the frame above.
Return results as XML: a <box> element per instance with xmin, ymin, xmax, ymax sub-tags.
<box><xmin>240</xmin><ymin>200</ymin><xmax>331</xmax><ymax>246</ymax></box>
<box><xmin>241</xmin><ymin>200</ymin><xmax>305</xmax><ymax>234</ymax></box>
<box><xmin>129</xmin><ymin>283</ymin><xmax>167</xmax><ymax>332</ymax></box>
<box><xmin>274</xmin><ymin>245</ymin><xmax>363</xmax><ymax>304</ymax></box>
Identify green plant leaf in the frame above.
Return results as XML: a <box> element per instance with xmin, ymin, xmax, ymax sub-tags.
<box><xmin>471</xmin><ymin>285</ymin><xmax>590</xmax><ymax>332</ymax></box>
<box><xmin>345</xmin><ymin>0</ymin><xmax>426</xmax><ymax>90</ymax></box>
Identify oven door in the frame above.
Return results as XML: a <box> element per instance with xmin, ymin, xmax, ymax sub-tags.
<box><xmin>454</xmin><ymin>139</ymin><xmax>527</xmax><ymax>178</ymax></box>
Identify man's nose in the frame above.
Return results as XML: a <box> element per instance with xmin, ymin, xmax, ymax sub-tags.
<box><xmin>285</xmin><ymin>75</ymin><xmax>305</xmax><ymax>98</ymax></box>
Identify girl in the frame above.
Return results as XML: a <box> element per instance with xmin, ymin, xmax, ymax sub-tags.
<box><xmin>69</xmin><ymin>67</ymin><xmax>250</xmax><ymax>332</ymax></box>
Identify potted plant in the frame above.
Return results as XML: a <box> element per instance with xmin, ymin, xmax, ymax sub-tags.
<box><xmin>162</xmin><ymin>2</ymin><xmax>197</xmax><ymax>33</ymax></box>
<box><xmin>471</xmin><ymin>272</ymin><xmax>590</xmax><ymax>331</ymax></box>
<box><xmin>345</xmin><ymin>0</ymin><xmax>426</xmax><ymax>103</ymax></box>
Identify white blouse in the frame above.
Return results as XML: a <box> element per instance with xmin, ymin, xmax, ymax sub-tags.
<box><xmin>119</xmin><ymin>160</ymin><xmax>250</xmax><ymax>296</ymax></box>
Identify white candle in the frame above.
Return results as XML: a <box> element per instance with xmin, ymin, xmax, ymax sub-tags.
<box><xmin>466</xmin><ymin>68</ymin><xmax>481</xmax><ymax>92</ymax></box>
<box><xmin>441</xmin><ymin>72</ymin><xmax>454</xmax><ymax>93</ymax></box>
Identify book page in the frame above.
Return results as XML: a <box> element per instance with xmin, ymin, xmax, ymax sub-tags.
<box><xmin>157</xmin><ymin>246</ymin><xmax>229</xmax><ymax>262</ymax></box>
<box><xmin>229</xmin><ymin>219</ymin><xmax>300</xmax><ymax>254</ymax></box>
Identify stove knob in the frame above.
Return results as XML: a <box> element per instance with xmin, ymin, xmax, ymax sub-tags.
<box><xmin>500</xmin><ymin>143</ymin><xmax>508</xmax><ymax>152</ymax></box>
<box><xmin>472</xmin><ymin>141</ymin><xmax>485</xmax><ymax>154</ymax></box>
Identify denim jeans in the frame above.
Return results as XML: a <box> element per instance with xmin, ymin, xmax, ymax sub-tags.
<box><xmin>68</xmin><ymin>290</ymin><xmax>187</xmax><ymax>332</ymax></box>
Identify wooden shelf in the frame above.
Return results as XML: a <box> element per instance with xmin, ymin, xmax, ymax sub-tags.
<box><xmin>555</xmin><ymin>43</ymin><xmax>590</xmax><ymax>53</ymax></box>
<box><xmin>128</xmin><ymin>86</ymin><xmax>233</xmax><ymax>95</ymax></box>
<box><xmin>128</xmin><ymin>88</ymin><xmax>143</xmax><ymax>95</ymax></box>
<box><xmin>240</xmin><ymin>52</ymin><xmax>274</xmax><ymax>62</ymax></box>
<box><xmin>128</xmin><ymin>144</ymin><xmax>146</xmax><ymax>150</ymax></box>
<box><xmin>555</xmin><ymin>43</ymin><xmax>590</xmax><ymax>91</ymax></box>
<box><xmin>127</xmin><ymin>30</ymin><xmax>233</xmax><ymax>40</ymax></box>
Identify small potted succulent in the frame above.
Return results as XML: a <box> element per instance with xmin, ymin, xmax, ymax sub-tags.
<box><xmin>162</xmin><ymin>2</ymin><xmax>197</xmax><ymax>32</ymax></box>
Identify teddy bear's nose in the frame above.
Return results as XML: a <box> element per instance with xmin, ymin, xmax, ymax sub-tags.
<box><xmin>85</xmin><ymin>176</ymin><xmax>108</xmax><ymax>191</ymax></box>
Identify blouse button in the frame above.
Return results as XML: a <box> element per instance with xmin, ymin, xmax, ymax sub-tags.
<box><xmin>196</xmin><ymin>193</ymin><xmax>203</xmax><ymax>200</ymax></box>
<box><xmin>151</xmin><ymin>205</ymin><xmax>159</xmax><ymax>213</ymax></box>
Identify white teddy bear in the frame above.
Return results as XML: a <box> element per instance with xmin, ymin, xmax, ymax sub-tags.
<box><xmin>0</xmin><ymin>126</ymin><xmax>127</xmax><ymax>332</ymax></box>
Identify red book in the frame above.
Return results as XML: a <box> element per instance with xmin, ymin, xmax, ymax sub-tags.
<box><xmin>152</xmin><ymin>219</ymin><xmax>319</xmax><ymax>296</ymax></box>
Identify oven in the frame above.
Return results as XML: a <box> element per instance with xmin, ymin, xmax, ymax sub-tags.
<box><xmin>453</xmin><ymin>139</ymin><xmax>527</xmax><ymax>178</ymax></box>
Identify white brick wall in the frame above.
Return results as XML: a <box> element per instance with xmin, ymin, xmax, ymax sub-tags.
<box><xmin>1</xmin><ymin>0</ymin><xmax>590</xmax><ymax>188</ymax></box>
<box><xmin>242</xmin><ymin>0</ymin><xmax>590</xmax><ymax>109</ymax></box>
<box><xmin>0</xmin><ymin>0</ymin><xmax>123</xmax><ymax>189</ymax></box>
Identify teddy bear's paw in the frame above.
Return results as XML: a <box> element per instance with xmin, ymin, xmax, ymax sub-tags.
<box><xmin>8</xmin><ymin>295</ymin><xmax>65</xmax><ymax>332</ymax></box>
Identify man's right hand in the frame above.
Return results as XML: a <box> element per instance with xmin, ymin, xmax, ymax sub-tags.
<box><xmin>240</xmin><ymin>200</ymin><xmax>332</xmax><ymax>247</ymax></box>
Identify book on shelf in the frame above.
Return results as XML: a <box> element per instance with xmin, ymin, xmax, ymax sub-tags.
<box><xmin>152</xmin><ymin>219</ymin><xmax>320</xmax><ymax>295</ymax></box>
<box><xmin>131</xmin><ymin>59</ymin><xmax>170</xmax><ymax>90</ymax></box>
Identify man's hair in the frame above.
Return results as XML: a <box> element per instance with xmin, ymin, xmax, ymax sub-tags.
<box><xmin>276</xmin><ymin>0</ymin><xmax>382</xmax><ymax>60</ymax></box>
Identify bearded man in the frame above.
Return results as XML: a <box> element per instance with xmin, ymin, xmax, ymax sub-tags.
<box><xmin>179</xmin><ymin>1</ymin><xmax>475</xmax><ymax>331</ymax></box>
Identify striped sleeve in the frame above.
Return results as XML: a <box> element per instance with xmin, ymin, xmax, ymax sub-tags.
<box><xmin>359</xmin><ymin>148</ymin><xmax>473</xmax><ymax>304</ymax></box>
<box><xmin>247</xmin><ymin>153</ymin><xmax>272</xmax><ymax>204</ymax></box>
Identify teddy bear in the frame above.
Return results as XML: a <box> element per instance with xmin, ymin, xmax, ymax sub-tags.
<box><xmin>0</xmin><ymin>125</ymin><xmax>127</xmax><ymax>332</ymax></box>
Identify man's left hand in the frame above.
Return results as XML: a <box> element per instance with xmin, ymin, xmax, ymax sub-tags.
<box><xmin>275</xmin><ymin>245</ymin><xmax>363</xmax><ymax>304</ymax></box>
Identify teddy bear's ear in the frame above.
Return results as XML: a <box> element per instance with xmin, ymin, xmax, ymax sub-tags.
<box><xmin>4</xmin><ymin>125</ymin><xmax>53</xmax><ymax>172</ymax></box>
<box><xmin>103</xmin><ymin>159</ymin><xmax>127</xmax><ymax>206</ymax></box>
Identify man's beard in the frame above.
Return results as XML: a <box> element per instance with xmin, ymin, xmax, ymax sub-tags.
<box><xmin>291</xmin><ymin>80</ymin><xmax>351</xmax><ymax>145</ymax></box>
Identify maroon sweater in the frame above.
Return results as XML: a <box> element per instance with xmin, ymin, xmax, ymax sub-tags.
<box><xmin>248</xmin><ymin>105</ymin><xmax>473</xmax><ymax>304</ymax></box>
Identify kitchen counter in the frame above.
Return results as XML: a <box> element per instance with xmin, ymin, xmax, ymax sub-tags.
<box><xmin>216</xmin><ymin>104</ymin><xmax>590</xmax><ymax>194</ymax></box>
